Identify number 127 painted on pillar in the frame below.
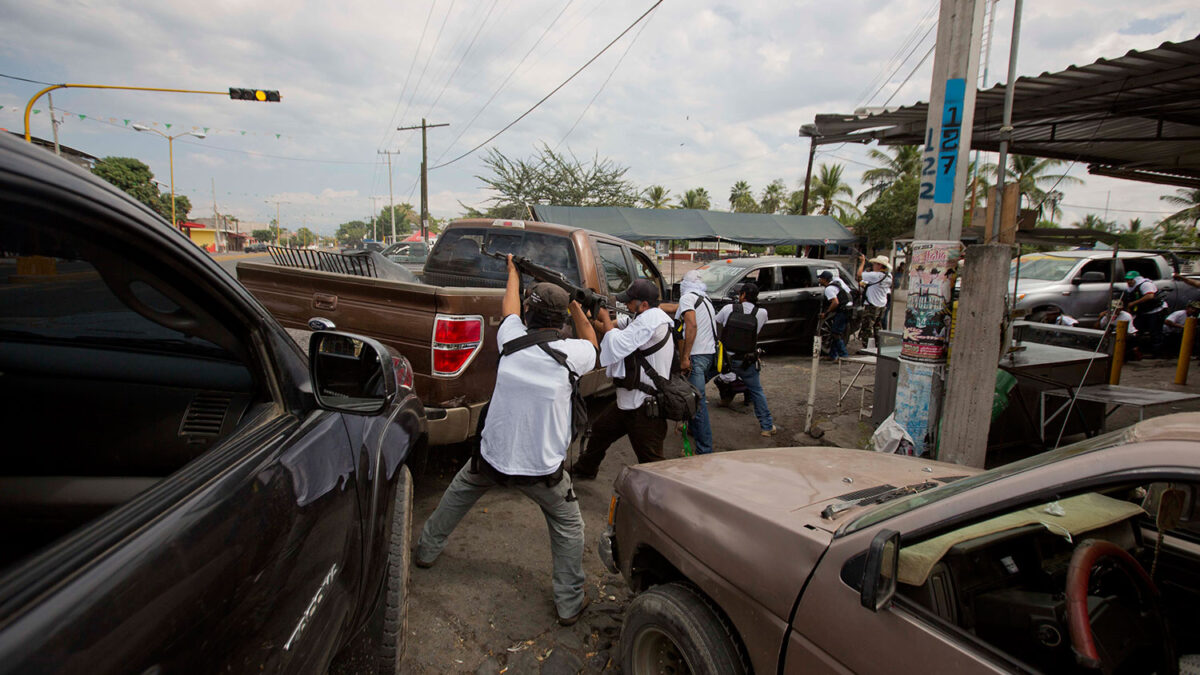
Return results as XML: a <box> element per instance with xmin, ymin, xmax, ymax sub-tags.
<box><xmin>934</xmin><ymin>78</ymin><xmax>965</xmax><ymax>205</ymax></box>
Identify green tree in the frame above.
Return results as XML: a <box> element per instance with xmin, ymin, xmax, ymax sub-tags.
<box><xmin>476</xmin><ymin>144</ymin><xmax>639</xmax><ymax>214</ymax></box>
<box><xmin>1160</xmin><ymin>188</ymin><xmax>1200</xmax><ymax>227</ymax></box>
<box><xmin>251</xmin><ymin>228</ymin><xmax>274</xmax><ymax>242</ymax></box>
<box><xmin>759</xmin><ymin>179</ymin><xmax>787</xmax><ymax>214</ymax></box>
<box><xmin>808</xmin><ymin>164</ymin><xmax>858</xmax><ymax>220</ymax></box>
<box><xmin>858</xmin><ymin>145</ymin><xmax>921</xmax><ymax>205</ymax></box>
<box><xmin>641</xmin><ymin>185</ymin><xmax>671</xmax><ymax>209</ymax></box>
<box><xmin>729</xmin><ymin>180</ymin><xmax>757</xmax><ymax>212</ymax></box>
<box><xmin>984</xmin><ymin>155</ymin><xmax>1083</xmax><ymax>217</ymax></box>
<box><xmin>91</xmin><ymin>156</ymin><xmax>191</xmax><ymax>223</ymax></box>
<box><xmin>295</xmin><ymin>227</ymin><xmax>317</xmax><ymax>246</ymax></box>
<box><xmin>677</xmin><ymin>188</ymin><xmax>711</xmax><ymax>210</ymax></box>
<box><xmin>1072</xmin><ymin>213</ymin><xmax>1116</xmax><ymax>232</ymax></box>
<box><xmin>855</xmin><ymin>173</ymin><xmax>919</xmax><ymax>249</ymax></box>
<box><xmin>1154</xmin><ymin>218</ymin><xmax>1198</xmax><ymax>248</ymax></box>
<box><xmin>375</xmin><ymin>203</ymin><xmax>417</xmax><ymax>236</ymax></box>
<box><xmin>335</xmin><ymin>220</ymin><xmax>372</xmax><ymax>244</ymax></box>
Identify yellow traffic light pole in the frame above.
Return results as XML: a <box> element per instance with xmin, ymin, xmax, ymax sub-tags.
<box><xmin>23</xmin><ymin>84</ymin><xmax>230</xmax><ymax>142</ymax></box>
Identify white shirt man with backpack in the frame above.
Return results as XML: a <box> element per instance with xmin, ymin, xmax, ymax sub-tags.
<box><xmin>856</xmin><ymin>254</ymin><xmax>892</xmax><ymax>345</ymax></box>
<box><xmin>571</xmin><ymin>278</ymin><xmax>674</xmax><ymax>479</ymax></box>
<box><xmin>818</xmin><ymin>270</ymin><xmax>854</xmax><ymax>360</ymax></box>
<box><xmin>714</xmin><ymin>282</ymin><xmax>776</xmax><ymax>436</ymax></box>
<box><xmin>659</xmin><ymin>270</ymin><xmax>719</xmax><ymax>455</ymax></box>
<box><xmin>415</xmin><ymin>255</ymin><xmax>599</xmax><ymax>627</ymax></box>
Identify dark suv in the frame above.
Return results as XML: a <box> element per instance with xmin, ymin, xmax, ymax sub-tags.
<box><xmin>692</xmin><ymin>256</ymin><xmax>857</xmax><ymax>345</ymax></box>
<box><xmin>0</xmin><ymin>134</ymin><xmax>426</xmax><ymax>674</ymax></box>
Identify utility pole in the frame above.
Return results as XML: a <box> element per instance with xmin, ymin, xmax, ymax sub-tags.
<box><xmin>265</xmin><ymin>200</ymin><xmax>284</xmax><ymax>245</ymax></box>
<box><xmin>378</xmin><ymin>149</ymin><xmax>400</xmax><ymax>243</ymax></box>
<box><xmin>369</xmin><ymin>196</ymin><xmax>380</xmax><ymax>242</ymax></box>
<box><xmin>212</xmin><ymin>178</ymin><xmax>221</xmax><ymax>252</ymax></box>
<box><xmin>892</xmin><ymin>0</ymin><xmax>986</xmax><ymax>458</ymax></box>
<box><xmin>397</xmin><ymin>119</ymin><xmax>449</xmax><ymax>243</ymax></box>
<box><xmin>47</xmin><ymin>93</ymin><xmax>62</xmax><ymax>156</ymax></box>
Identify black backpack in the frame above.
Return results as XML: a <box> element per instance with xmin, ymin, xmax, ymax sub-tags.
<box><xmin>620</xmin><ymin>332</ymin><xmax>701</xmax><ymax>421</ymax></box>
<box><xmin>496</xmin><ymin>329</ymin><xmax>591</xmax><ymax>447</ymax></box>
<box><xmin>722</xmin><ymin>303</ymin><xmax>759</xmax><ymax>357</ymax></box>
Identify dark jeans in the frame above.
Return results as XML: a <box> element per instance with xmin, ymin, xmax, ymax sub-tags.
<box><xmin>571</xmin><ymin>401</ymin><xmax>666</xmax><ymax>477</ymax></box>
<box><xmin>829</xmin><ymin>310</ymin><xmax>850</xmax><ymax>359</ymax></box>
<box><xmin>1134</xmin><ymin>310</ymin><xmax>1166</xmax><ymax>357</ymax></box>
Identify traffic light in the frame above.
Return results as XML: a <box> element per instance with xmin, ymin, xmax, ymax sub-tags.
<box><xmin>229</xmin><ymin>88</ymin><xmax>281</xmax><ymax>102</ymax></box>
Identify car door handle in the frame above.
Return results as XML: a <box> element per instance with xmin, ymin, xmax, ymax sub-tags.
<box><xmin>313</xmin><ymin>293</ymin><xmax>338</xmax><ymax>310</ymax></box>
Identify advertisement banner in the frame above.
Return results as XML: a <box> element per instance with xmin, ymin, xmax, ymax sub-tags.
<box><xmin>893</xmin><ymin>360</ymin><xmax>940</xmax><ymax>456</ymax></box>
<box><xmin>901</xmin><ymin>241</ymin><xmax>962</xmax><ymax>363</ymax></box>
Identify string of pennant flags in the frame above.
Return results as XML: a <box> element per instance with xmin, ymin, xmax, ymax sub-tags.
<box><xmin>0</xmin><ymin>103</ymin><xmax>294</xmax><ymax>140</ymax></box>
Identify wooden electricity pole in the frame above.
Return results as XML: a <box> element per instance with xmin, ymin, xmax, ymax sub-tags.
<box><xmin>397</xmin><ymin>119</ymin><xmax>449</xmax><ymax>243</ymax></box>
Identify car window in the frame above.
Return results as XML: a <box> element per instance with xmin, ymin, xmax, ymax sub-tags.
<box><xmin>1123</xmin><ymin>256</ymin><xmax>1161</xmax><ymax>280</ymax></box>
<box><xmin>1078</xmin><ymin>259</ymin><xmax>1113</xmax><ymax>282</ymax></box>
<box><xmin>1011</xmin><ymin>255</ymin><xmax>1077</xmax><ymax>281</ymax></box>
<box><xmin>780</xmin><ymin>265</ymin><xmax>815</xmax><ymax>289</ymax></box>
<box><xmin>629</xmin><ymin>249</ymin><xmax>664</xmax><ymax>293</ymax></box>
<box><xmin>740</xmin><ymin>267</ymin><xmax>774</xmax><ymax>291</ymax></box>
<box><xmin>595</xmin><ymin>241</ymin><xmax>632</xmax><ymax>294</ymax></box>
<box><xmin>693</xmin><ymin>263</ymin><xmax>748</xmax><ymax>291</ymax></box>
<box><xmin>427</xmin><ymin>228</ymin><xmax>580</xmax><ymax>285</ymax></box>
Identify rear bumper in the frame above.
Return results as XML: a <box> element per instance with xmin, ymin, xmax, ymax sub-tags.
<box><xmin>423</xmin><ymin>401</ymin><xmax>487</xmax><ymax>446</ymax></box>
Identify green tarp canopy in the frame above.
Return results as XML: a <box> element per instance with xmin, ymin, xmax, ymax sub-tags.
<box><xmin>531</xmin><ymin>205</ymin><xmax>855</xmax><ymax>246</ymax></box>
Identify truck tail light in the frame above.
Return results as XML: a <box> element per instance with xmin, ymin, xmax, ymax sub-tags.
<box><xmin>432</xmin><ymin>314</ymin><xmax>484</xmax><ymax>377</ymax></box>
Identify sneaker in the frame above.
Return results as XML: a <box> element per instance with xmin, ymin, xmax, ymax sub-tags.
<box><xmin>760</xmin><ymin>425</ymin><xmax>778</xmax><ymax>437</ymax></box>
<box><xmin>558</xmin><ymin>593</ymin><xmax>591</xmax><ymax>626</ymax></box>
<box><xmin>414</xmin><ymin>550</ymin><xmax>435</xmax><ymax>569</ymax></box>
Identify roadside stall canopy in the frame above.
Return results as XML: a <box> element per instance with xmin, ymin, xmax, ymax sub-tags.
<box><xmin>531</xmin><ymin>204</ymin><xmax>855</xmax><ymax>246</ymax></box>
<box><xmin>806</xmin><ymin>35</ymin><xmax>1200</xmax><ymax>189</ymax></box>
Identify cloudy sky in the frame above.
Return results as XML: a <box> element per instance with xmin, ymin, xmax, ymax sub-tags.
<box><xmin>1</xmin><ymin>0</ymin><xmax>1196</xmax><ymax>235</ymax></box>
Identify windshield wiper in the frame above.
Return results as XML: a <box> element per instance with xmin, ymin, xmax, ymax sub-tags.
<box><xmin>822</xmin><ymin>481</ymin><xmax>940</xmax><ymax>520</ymax></box>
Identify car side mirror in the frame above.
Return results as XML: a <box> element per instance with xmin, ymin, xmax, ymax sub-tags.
<box><xmin>308</xmin><ymin>332</ymin><xmax>396</xmax><ymax>414</ymax></box>
<box><xmin>860</xmin><ymin>529</ymin><xmax>900</xmax><ymax>612</ymax></box>
<box><xmin>1075</xmin><ymin>271</ymin><xmax>1105</xmax><ymax>285</ymax></box>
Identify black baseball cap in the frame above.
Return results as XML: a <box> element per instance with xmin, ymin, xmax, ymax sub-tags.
<box><xmin>525</xmin><ymin>282</ymin><xmax>570</xmax><ymax>314</ymax></box>
<box><xmin>818</xmin><ymin>270</ymin><xmax>834</xmax><ymax>281</ymax></box>
<box><xmin>616</xmin><ymin>279</ymin><xmax>660</xmax><ymax>306</ymax></box>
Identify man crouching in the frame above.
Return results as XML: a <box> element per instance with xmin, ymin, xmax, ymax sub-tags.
<box><xmin>414</xmin><ymin>254</ymin><xmax>599</xmax><ymax>626</ymax></box>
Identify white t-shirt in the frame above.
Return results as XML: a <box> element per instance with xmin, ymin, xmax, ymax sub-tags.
<box><xmin>1056</xmin><ymin>314</ymin><xmax>1080</xmax><ymax>327</ymax></box>
<box><xmin>860</xmin><ymin>271</ymin><xmax>892</xmax><ymax>308</ymax></box>
<box><xmin>1165</xmin><ymin>309</ymin><xmax>1188</xmax><ymax>333</ymax></box>
<box><xmin>1101</xmin><ymin>311</ymin><xmax>1137</xmax><ymax>334</ymax></box>
<box><xmin>481</xmin><ymin>314</ymin><xmax>598</xmax><ymax>476</ymax></box>
<box><xmin>600</xmin><ymin>307</ymin><xmax>674</xmax><ymax>410</ymax></box>
<box><xmin>1127</xmin><ymin>277</ymin><xmax>1167</xmax><ymax>313</ymax></box>
<box><xmin>715</xmin><ymin>302</ymin><xmax>768</xmax><ymax>333</ymax></box>
<box><xmin>675</xmin><ymin>292</ymin><xmax>718</xmax><ymax>356</ymax></box>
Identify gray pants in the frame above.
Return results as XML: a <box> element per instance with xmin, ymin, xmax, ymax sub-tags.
<box><xmin>415</xmin><ymin>460</ymin><xmax>586</xmax><ymax>619</ymax></box>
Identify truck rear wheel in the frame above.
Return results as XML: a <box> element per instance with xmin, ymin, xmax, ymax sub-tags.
<box><xmin>621</xmin><ymin>582</ymin><xmax>748</xmax><ymax>675</ymax></box>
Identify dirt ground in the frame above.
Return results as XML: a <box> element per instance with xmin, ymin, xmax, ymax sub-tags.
<box><xmin>400</xmin><ymin>324</ymin><xmax>1200</xmax><ymax>675</ymax></box>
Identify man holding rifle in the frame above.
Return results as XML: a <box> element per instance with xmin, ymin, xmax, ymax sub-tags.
<box><xmin>415</xmin><ymin>255</ymin><xmax>599</xmax><ymax>627</ymax></box>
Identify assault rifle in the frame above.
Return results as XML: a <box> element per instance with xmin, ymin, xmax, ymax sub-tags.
<box><xmin>480</xmin><ymin>244</ymin><xmax>632</xmax><ymax>318</ymax></box>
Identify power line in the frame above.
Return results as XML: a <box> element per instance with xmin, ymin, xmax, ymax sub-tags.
<box><xmin>430</xmin><ymin>0</ymin><xmax>579</xmax><ymax>166</ymax></box>
<box><xmin>853</xmin><ymin>0</ymin><xmax>938</xmax><ymax>109</ymax></box>
<box><xmin>862</xmin><ymin>22</ymin><xmax>937</xmax><ymax>108</ymax></box>
<box><xmin>432</xmin><ymin>0</ymin><xmax>665</xmax><ymax>170</ymax></box>
<box><xmin>375</xmin><ymin>0</ymin><xmax>439</xmax><ymax>152</ymax></box>
<box><xmin>0</xmin><ymin>73</ymin><xmax>56</xmax><ymax>86</ymax></box>
<box><xmin>878</xmin><ymin>43</ymin><xmax>935</xmax><ymax>109</ymax></box>
<box><xmin>553</xmin><ymin>3</ymin><xmax>658</xmax><ymax>150</ymax></box>
<box><xmin>421</xmin><ymin>0</ymin><xmax>501</xmax><ymax>121</ymax></box>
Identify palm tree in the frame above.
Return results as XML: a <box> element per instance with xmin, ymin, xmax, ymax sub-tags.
<box><xmin>783</xmin><ymin>190</ymin><xmax>807</xmax><ymax>215</ymax></box>
<box><xmin>1160</xmin><ymin>188</ymin><xmax>1200</xmax><ymax>227</ymax></box>
<box><xmin>677</xmin><ymin>189</ymin><xmax>708</xmax><ymax>210</ymax></box>
<box><xmin>858</xmin><ymin>145</ymin><xmax>921</xmax><ymax>205</ymax></box>
<box><xmin>729</xmin><ymin>181</ymin><xmax>755</xmax><ymax>212</ymax></box>
<box><xmin>693</xmin><ymin>187</ymin><xmax>712</xmax><ymax>210</ymax></box>
<box><xmin>1154</xmin><ymin>218</ymin><xmax>1198</xmax><ymax>248</ymax></box>
<box><xmin>759</xmin><ymin>179</ymin><xmax>787</xmax><ymax>214</ymax></box>
<box><xmin>1072</xmin><ymin>213</ymin><xmax>1116</xmax><ymax>232</ymax></box>
<box><xmin>808</xmin><ymin>164</ymin><xmax>858</xmax><ymax>220</ymax></box>
<box><xmin>984</xmin><ymin>155</ymin><xmax>1083</xmax><ymax>217</ymax></box>
<box><xmin>641</xmin><ymin>185</ymin><xmax>671</xmax><ymax>209</ymax></box>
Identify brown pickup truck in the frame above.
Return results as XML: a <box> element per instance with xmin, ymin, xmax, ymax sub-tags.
<box><xmin>237</xmin><ymin>218</ymin><xmax>668</xmax><ymax>446</ymax></box>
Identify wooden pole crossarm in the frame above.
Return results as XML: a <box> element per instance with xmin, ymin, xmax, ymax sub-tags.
<box><xmin>24</xmin><ymin>84</ymin><xmax>228</xmax><ymax>142</ymax></box>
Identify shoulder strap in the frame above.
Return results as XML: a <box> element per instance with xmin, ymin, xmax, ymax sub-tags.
<box><xmin>638</xmin><ymin>329</ymin><xmax>671</xmax><ymax>357</ymax></box>
<box><xmin>500</xmin><ymin>329</ymin><xmax>562</xmax><ymax>358</ymax></box>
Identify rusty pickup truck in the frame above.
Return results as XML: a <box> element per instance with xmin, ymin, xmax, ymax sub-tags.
<box><xmin>238</xmin><ymin>218</ymin><xmax>668</xmax><ymax>446</ymax></box>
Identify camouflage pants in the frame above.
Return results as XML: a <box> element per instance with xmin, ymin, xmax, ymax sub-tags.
<box><xmin>857</xmin><ymin>303</ymin><xmax>885</xmax><ymax>344</ymax></box>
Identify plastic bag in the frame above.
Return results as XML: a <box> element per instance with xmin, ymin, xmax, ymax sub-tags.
<box><xmin>871</xmin><ymin>412</ymin><xmax>916</xmax><ymax>455</ymax></box>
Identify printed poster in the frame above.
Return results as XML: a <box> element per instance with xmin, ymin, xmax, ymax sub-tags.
<box><xmin>901</xmin><ymin>241</ymin><xmax>962</xmax><ymax>363</ymax></box>
<box><xmin>893</xmin><ymin>360</ymin><xmax>938</xmax><ymax>457</ymax></box>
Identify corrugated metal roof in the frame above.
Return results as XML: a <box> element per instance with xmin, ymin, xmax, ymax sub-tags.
<box><xmin>809</xmin><ymin>35</ymin><xmax>1200</xmax><ymax>187</ymax></box>
<box><xmin>530</xmin><ymin>205</ymin><xmax>855</xmax><ymax>246</ymax></box>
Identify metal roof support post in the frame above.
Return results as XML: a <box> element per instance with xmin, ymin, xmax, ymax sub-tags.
<box><xmin>797</xmin><ymin>126</ymin><xmax>819</xmax><ymax>257</ymax></box>
<box><xmin>893</xmin><ymin>0</ymin><xmax>986</xmax><ymax>459</ymax></box>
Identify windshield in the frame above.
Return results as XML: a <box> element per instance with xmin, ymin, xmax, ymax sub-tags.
<box><xmin>1010</xmin><ymin>255</ymin><xmax>1078</xmax><ymax>281</ymax></box>
<box><xmin>693</xmin><ymin>262</ymin><xmax>751</xmax><ymax>290</ymax></box>
<box><xmin>839</xmin><ymin>427</ymin><xmax>1134</xmax><ymax>536</ymax></box>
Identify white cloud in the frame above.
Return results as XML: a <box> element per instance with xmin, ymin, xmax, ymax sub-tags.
<box><xmin>1</xmin><ymin>0</ymin><xmax>1195</xmax><ymax>234</ymax></box>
